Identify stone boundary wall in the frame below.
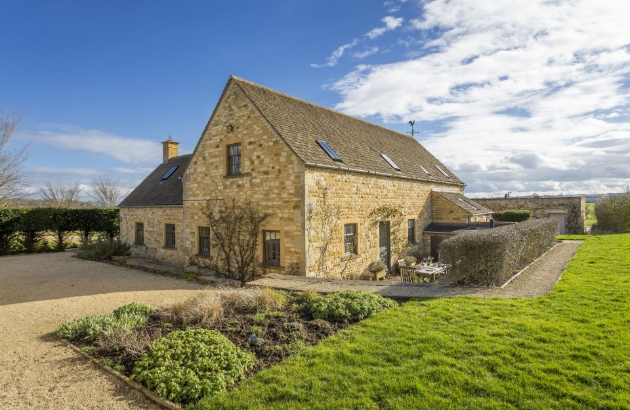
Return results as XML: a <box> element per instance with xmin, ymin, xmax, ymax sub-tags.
<box><xmin>472</xmin><ymin>197</ymin><xmax>586</xmax><ymax>234</ymax></box>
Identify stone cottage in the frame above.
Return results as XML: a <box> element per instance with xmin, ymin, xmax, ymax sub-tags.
<box><xmin>119</xmin><ymin>76</ymin><xmax>492</xmax><ymax>277</ymax></box>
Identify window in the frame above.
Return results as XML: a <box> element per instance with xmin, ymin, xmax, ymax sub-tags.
<box><xmin>162</xmin><ymin>166</ymin><xmax>179</xmax><ymax>180</ymax></box>
<box><xmin>407</xmin><ymin>219</ymin><xmax>415</xmax><ymax>243</ymax></box>
<box><xmin>264</xmin><ymin>231</ymin><xmax>280</xmax><ymax>265</ymax></box>
<box><xmin>380</xmin><ymin>154</ymin><xmax>401</xmax><ymax>171</ymax></box>
<box><xmin>135</xmin><ymin>222</ymin><xmax>144</xmax><ymax>245</ymax></box>
<box><xmin>316</xmin><ymin>140</ymin><xmax>343</xmax><ymax>162</ymax></box>
<box><xmin>434</xmin><ymin>165</ymin><xmax>450</xmax><ymax>178</ymax></box>
<box><xmin>344</xmin><ymin>224</ymin><xmax>358</xmax><ymax>255</ymax></box>
<box><xmin>227</xmin><ymin>143</ymin><xmax>241</xmax><ymax>175</ymax></box>
<box><xmin>419</xmin><ymin>165</ymin><xmax>431</xmax><ymax>175</ymax></box>
<box><xmin>198</xmin><ymin>227</ymin><xmax>210</xmax><ymax>256</ymax></box>
<box><xmin>165</xmin><ymin>224</ymin><xmax>176</xmax><ymax>248</ymax></box>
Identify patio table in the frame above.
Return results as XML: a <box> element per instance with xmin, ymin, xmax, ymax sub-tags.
<box><xmin>413</xmin><ymin>264</ymin><xmax>447</xmax><ymax>282</ymax></box>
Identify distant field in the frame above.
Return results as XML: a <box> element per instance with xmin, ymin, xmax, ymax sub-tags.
<box><xmin>586</xmin><ymin>203</ymin><xmax>596</xmax><ymax>226</ymax></box>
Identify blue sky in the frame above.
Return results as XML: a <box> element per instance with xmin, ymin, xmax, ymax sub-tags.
<box><xmin>2</xmin><ymin>0</ymin><xmax>630</xmax><ymax>199</ymax></box>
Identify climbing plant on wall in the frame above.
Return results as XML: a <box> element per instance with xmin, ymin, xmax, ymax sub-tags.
<box><xmin>367</xmin><ymin>205</ymin><xmax>410</xmax><ymax>262</ymax></box>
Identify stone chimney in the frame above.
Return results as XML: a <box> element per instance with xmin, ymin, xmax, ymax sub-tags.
<box><xmin>162</xmin><ymin>136</ymin><xmax>179</xmax><ymax>162</ymax></box>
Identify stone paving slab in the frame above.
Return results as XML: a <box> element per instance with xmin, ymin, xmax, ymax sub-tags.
<box><xmin>248</xmin><ymin>241</ymin><xmax>583</xmax><ymax>299</ymax></box>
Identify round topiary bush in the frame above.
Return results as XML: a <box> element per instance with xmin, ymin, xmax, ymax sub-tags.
<box><xmin>131</xmin><ymin>329</ymin><xmax>255</xmax><ymax>404</ymax></box>
<box><xmin>309</xmin><ymin>290</ymin><xmax>397</xmax><ymax>321</ymax></box>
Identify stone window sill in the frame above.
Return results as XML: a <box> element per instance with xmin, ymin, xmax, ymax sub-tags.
<box><xmin>341</xmin><ymin>254</ymin><xmax>360</xmax><ymax>261</ymax></box>
<box><xmin>133</xmin><ymin>243</ymin><xmax>145</xmax><ymax>247</ymax></box>
<box><xmin>162</xmin><ymin>246</ymin><xmax>178</xmax><ymax>251</ymax></box>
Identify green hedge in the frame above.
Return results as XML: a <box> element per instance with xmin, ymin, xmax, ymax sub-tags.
<box><xmin>493</xmin><ymin>210</ymin><xmax>533</xmax><ymax>222</ymax></box>
<box><xmin>439</xmin><ymin>218</ymin><xmax>558</xmax><ymax>286</ymax></box>
<box><xmin>595</xmin><ymin>194</ymin><xmax>630</xmax><ymax>233</ymax></box>
<box><xmin>0</xmin><ymin>208</ymin><xmax>119</xmax><ymax>255</ymax></box>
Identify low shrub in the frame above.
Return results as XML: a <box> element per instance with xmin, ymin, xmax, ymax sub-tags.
<box><xmin>493</xmin><ymin>210</ymin><xmax>533</xmax><ymax>222</ymax></box>
<box><xmin>56</xmin><ymin>313</ymin><xmax>146</xmax><ymax>341</ymax></box>
<box><xmin>96</xmin><ymin>327</ymin><xmax>163</xmax><ymax>360</ymax></box>
<box><xmin>113</xmin><ymin>302</ymin><xmax>154</xmax><ymax>318</ymax></box>
<box><xmin>77</xmin><ymin>238</ymin><xmax>130</xmax><ymax>260</ymax></box>
<box><xmin>309</xmin><ymin>290</ymin><xmax>397</xmax><ymax>322</ymax></box>
<box><xmin>595</xmin><ymin>193</ymin><xmax>630</xmax><ymax>232</ymax></box>
<box><xmin>131</xmin><ymin>329</ymin><xmax>255</xmax><ymax>404</ymax></box>
<box><xmin>440</xmin><ymin>218</ymin><xmax>558</xmax><ymax>286</ymax></box>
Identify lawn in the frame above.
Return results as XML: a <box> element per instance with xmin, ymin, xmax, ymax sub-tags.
<box><xmin>586</xmin><ymin>203</ymin><xmax>597</xmax><ymax>226</ymax></box>
<box><xmin>197</xmin><ymin>234</ymin><xmax>630</xmax><ymax>409</ymax></box>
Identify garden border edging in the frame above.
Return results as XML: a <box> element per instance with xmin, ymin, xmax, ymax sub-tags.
<box><xmin>63</xmin><ymin>340</ymin><xmax>181</xmax><ymax>410</ymax></box>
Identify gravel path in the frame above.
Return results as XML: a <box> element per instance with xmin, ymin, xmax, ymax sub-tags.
<box><xmin>0</xmin><ymin>251</ymin><xmax>206</xmax><ymax>409</ymax></box>
<box><xmin>249</xmin><ymin>241</ymin><xmax>583</xmax><ymax>299</ymax></box>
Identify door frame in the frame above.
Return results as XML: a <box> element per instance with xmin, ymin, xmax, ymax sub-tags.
<box><xmin>379</xmin><ymin>221</ymin><xmax>391</xmax><ymax>271</ymax></box>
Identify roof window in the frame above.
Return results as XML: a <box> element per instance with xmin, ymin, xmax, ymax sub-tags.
<box><xmin>381</xmin><ymin>154</ymin><xmax>401</xmax><ymax>171</ymax></box>
<box><xmin>434</xmin><ymin>165</ymin><xmax>450</xmax><ymax>178</ymax></box>
<box><xmin>459</xmin><ymin>198</ymin><xmax>479</xmax><ymax>210</ymax></box>
<box><xmin>162</xmin><ymin>166</ymin><xmax>179</xmax><ymax>180</ymax></box>
<box><xmin>316</xmin><ymin>140</ymin><xmax>343</xmax><ymax>162</ymax></box>
<box><xmin>419</xmin><ymin>165</ymin><xmax>431</xmax><ymax>175</ymax></box>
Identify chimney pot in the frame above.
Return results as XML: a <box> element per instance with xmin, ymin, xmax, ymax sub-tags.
<box><xmin>162</xmin><ymin>138</ymin><xmax>179</xmax><ymax>162</ymax></box>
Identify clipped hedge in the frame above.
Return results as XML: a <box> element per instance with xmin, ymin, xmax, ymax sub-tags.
<box><xmin>0</xmin><ymin>208</ymin><xmax>119</xmax><ymax>255</ymax></box>
<box><xmin>493</xmin><ymin>210</ymin><xmax>533</xmax><ymax>222</ymax></box>
<box><xmin>439</xmin><ymin>218</ymin><xmax>558</xmax><ymax>286</ymax></box>
<box><xmin>595</xmin><ymin>194</ymin><xmax>630</xmax><ymax>233</ymax></box>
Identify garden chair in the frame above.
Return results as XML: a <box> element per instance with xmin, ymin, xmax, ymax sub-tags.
<box><xmin>400</xmin><ymin>266</ymin><xmax>419</xmax><ymax>283</ymax></box>
<box><xmin>397</xmin><ymin>258</ymin><xmax>406</xmax><ymax>267</ymax></box>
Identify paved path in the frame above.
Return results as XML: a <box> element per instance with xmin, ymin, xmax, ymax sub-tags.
<box><xmin>249</xmin><ymin>241</ymin><xmax>583</xmax><ymax>299</ymax></box>
<box><xmin>0</xmin><ymin>251</ymin><xmax>206</xmax><ymax>410</ymax></box>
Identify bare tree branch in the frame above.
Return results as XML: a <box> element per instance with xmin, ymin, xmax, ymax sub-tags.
<box><xmin>40</xmin><ymin>181</ymin><xmax>83</xmax><ymax>208</ymax></box>
<box><xmin>0</xmin><ymin>112</ymin><xmax>30</xmax><ymax>206</ymax></box>
<box><xmin>88</xmin><ymin>174</ymin><xmax>124</xmax><ymax>207</ymax></box>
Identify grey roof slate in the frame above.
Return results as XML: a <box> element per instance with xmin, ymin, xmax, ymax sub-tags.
<box><xmin>232</xmin><ymin>77</ymin><xmax>464</xmax><ymax>186</ymax></box>
<box><xmin>118</xmin><ymin>155</ymin><xmax>191</xmax><ymax>207</ymax></box>
<box><xmin>434</xmin><ymin>191</ymin><xmax>493</xmax><ymax>215</ymax></box>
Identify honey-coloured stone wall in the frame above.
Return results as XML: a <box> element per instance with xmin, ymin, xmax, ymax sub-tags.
<box><xmin>473</xmin><ymin>197</ymin><xmax>586</xmax><ymax>234</ymax></box>
<box><xmin>182</xmin><ymin>79</ymin><xmax>306</xmax><ymax>274</ymax></box>
<box><xmin>120</xmin><ymin>206</ymin><xmax>184</xmax><ymax>267</ymax></box>
<box><xmin>304</xmin><ymin>167</ymin><xmax>464</xmax><ymax>278</ymax></box>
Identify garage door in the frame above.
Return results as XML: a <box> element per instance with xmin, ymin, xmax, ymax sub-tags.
<box><xmin>548</xmin><ymin>213</ymin><xmax>565</xmax><ymax>234</ymax></box>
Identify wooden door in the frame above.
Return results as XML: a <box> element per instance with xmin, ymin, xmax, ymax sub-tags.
<box><xmin>379</xmin><ymin>221</ymin><xmax>391</xmax><ymax>271</ymax></box>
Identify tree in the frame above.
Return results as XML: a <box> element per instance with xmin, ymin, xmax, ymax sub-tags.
<box><xmin>88</xmin><ymin>174</ymin><xmax>124</xmax><ymax>207</ymax></box>
<box><xmin>40</xmin><ymin>181</ymin><xmax>83</xmax><ymax>208</ymax></box>
<box><xmin>0</xmin><ymin>112</ymin><xmax>29</xmax><ymax>206</ymax></box>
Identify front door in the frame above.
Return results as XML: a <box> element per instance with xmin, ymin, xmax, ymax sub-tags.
<box><xmin>379</xmin><ymin>221</ymin><xmax>391</xmax><ymax>271</ymax></box>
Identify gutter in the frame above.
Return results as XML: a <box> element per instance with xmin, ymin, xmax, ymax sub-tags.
<box><xmin>302</xmin><ymin>162</ymin><xmax>465</xmax><ymax>187</ymax></box>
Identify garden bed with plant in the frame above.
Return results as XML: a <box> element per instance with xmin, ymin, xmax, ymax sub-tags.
<box><xmin>56</xmin><ymin>288</ymin><xmax>397</xmax><ymax>407</ymax></box>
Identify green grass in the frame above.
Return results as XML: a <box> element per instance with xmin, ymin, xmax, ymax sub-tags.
<box><xmin>586</xmin><ymin>219</ymin><xmax>597</xmax><ymax>226</ymax></box>
<box><xmin>196</xmin><ymin>234</ymin><xmax>630</xmax><ymax>409</ymax></box>
<box><xmin>586</xmin><ymin>203</ymin><xmax>597</xmax><ymax>226</ymax></box>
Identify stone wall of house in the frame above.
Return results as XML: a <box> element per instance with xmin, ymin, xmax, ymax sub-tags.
<box><xmin>182</xmin><ymin>79</ymin><xmax>306</xmax><ymax>275</ymax></box>
<box><xmin>473</xmin><ymin>197</ymin><xmax>586</xmax><ymax>234</ymax></box>
<box><xmin>304</xmin><ymin>168</ymin><xmax>465</xmax><ymax>278</ymax></box>
<box><xmin>432</xmin><ymin>192</ymin><xmax>469</xmax><ymax>223</ymax></box>
<box><xmin>120</xmin><ymin>206</ymin><xmax>184</xmax><ymax>267</ymax></box>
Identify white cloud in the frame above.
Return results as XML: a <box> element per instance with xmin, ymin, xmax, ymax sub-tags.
<box><xmin>366</xmin><ymin>16</ymin><xmax>404</xmax><ymax>40</ymax></box>
<box><xmin>311</xmin><ymin>40</ymin><xmax>359</xmax><ymax>68</ymax></box>
<box><xmin>354</xmin><ymin>47</ymin><xmax>380</xmax><ymax>60</ymax></box>
<box><xmin>330</xmin><ymin>0</ymin><xmax>630</xmax><ymax>195</ymax></box>
<box><xmin>22</xmin><ymin>125</ymin><xmax>162</xmax><ymax>164</ymax></box>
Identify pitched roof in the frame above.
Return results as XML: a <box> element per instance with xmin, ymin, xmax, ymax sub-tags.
<box><xmin>118</xmin><ymin>155</ymin><xmax>191</xmax><ymax>207</ymax></box>
<box><xmin>232</xmin><ymin>76</ymin><xmax>464</xmax><ymax>186</ymax></box>
<box><xmin>434</xmin><ymin>191</ymin><xmax>493</xmax><ymax>215</ymax></box>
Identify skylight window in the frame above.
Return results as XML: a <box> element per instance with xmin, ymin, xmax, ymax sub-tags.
<box><xmin>434</xmin><ymin>165</ymin><xmax>450</xmax><ymax>178</ymax></box>
<box><xmin>162</xmin><ymin>166</ymin><xmax>179</xmax><ymax>180</ymax></box>
<box><xmin>459</xmin><ymin>198</ymin><xmax>479</xmax><ymax>211</ymax></box>
<box><xmin>316</xmin><ymin>140</ymin><xmax>343</xmax><ymax>162</ymax></box>
<box><xmin>419</xmin><ymin>165</ymin><xmax>431</xmax><ymax>175</ymax></box>
<box><xmin>381</xmin><ymin>154</ymin><xmax>401</xmax><ymax>171</ymax></box>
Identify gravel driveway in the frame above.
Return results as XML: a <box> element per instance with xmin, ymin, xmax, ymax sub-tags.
<box><xmin>0</xmin><ymin>251</ymin><xmax>205</xmax><ymax>409</ymax></box>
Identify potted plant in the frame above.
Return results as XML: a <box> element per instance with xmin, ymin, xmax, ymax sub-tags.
<box><xmin>404</xmin><ymin>255</ymin><xmax>417</xmax><ymax>267</ymax></box>
<box><xmin>368</xmin><ymin>259</ymin><xmax>387</xmax><ymax>281</ymax></box>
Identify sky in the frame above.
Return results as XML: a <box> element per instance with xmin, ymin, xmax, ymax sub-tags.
<box><xmin>2</xmin><ymin>0</ymin><xmax>630</xmax><ymax>200</ymax></box>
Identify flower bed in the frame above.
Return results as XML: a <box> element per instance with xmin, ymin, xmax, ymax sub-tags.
<box><xmin>57</xmin><ymin>288</ymin><xmax>397</xmax><ymax>407</ymax></box>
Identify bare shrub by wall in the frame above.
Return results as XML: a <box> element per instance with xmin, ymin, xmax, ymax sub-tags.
<box><xmin>439</xmin><ymin>218</ymin><xmax>558</xmax><ymax>286</ymax></box>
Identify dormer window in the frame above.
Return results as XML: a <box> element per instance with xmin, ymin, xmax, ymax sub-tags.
<box><xmin>381</xmin><ymin>154</ymin><xmax>401</xmax><ymax>171</ymax></box>
<box><xmin>162</xmin><ymin>166</ymin><xmax>179</xmax><ymax>180</ymax></box>
<box><xmin>434</xmin><ymin>165</ymin><xmax>450</xmax><ymax>178</ymax></box>
<box><xmin>316</xmin><ymin>140</ymin><xmax>343</xmax><ymax>162</ymax></box>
